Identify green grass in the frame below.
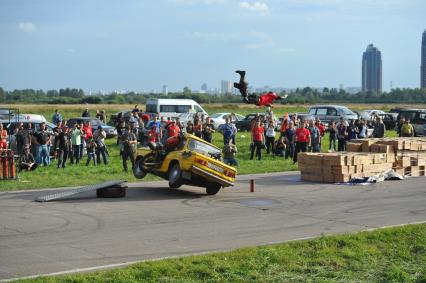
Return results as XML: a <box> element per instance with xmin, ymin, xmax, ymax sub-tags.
<box><xmin>16</xmin><ymin>223</ymin><xmax>426</xmax><ymax>283</ymax></box>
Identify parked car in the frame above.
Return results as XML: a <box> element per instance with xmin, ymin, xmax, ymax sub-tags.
<box><xmin>0</xmin><ymin>109</ymin><xmax>16</xmax><ymax>120</ymax></box>
<box><xmin>357</xmin><ymin>110</ymin><xmax>386</xmax><ymax>121</ymax></box>
<box><xmin>66</xmin><ymin>117</ymin><xmax>117</xmax><ymax>138</ymax></box>
<box><xmin>235</xmin><ymin>113</ymin><xmax>278</xmax><ymax>131</ymax></box>
<box><xmin>1</xmin><ymin>117</ymin><xmax>55</xmax><ymax>135</ymax></box>
<box><xmin>378</xmin><ymin>113</ymin><xmax>398</xmax><ymax>130</ymax></box>
<box><xmin>133</xmin><ymin>133</ymin><xmax>236</xmax><ymax>195</ymax></box>
<box><xmin>396</xmin><ymin>109</ymin><xmax>426</xmax><ymax>136</ymax></box>
<box><xmin>308</xmin><ymin>105</ymin><xmax>358</xmax><ymax>125</ymax></box>
<box><xmin>209</xmin><ymin>113</ymin><xmax>245</xmax><ymax>129</ymax></box>
<box><xmin>108</xmin><ymin>110</ymin><xmax>132</xmax><ymax>126</ymax></box>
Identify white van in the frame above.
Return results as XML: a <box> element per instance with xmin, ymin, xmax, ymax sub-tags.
<box><xmin>146</xmin><ymin>99</ymin><xmax>208</xmax><ymax>117</ymax></box>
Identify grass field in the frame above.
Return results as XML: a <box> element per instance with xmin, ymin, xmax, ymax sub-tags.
<box><xmin>16</xmin><ymin>223</ymin><xmax>426</xmax><ymax>283</ymax></box>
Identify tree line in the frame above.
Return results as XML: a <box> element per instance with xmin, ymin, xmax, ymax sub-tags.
<box><xmin>0</xmin><ymin>86</ymin><xmax>426</xmax><ymax>105</ymax></box>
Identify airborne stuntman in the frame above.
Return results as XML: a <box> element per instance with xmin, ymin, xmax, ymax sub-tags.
<box><xmin>234</xmin><ymin>70</ymin><xmax>284</xmax><ymax>107</ymax></box>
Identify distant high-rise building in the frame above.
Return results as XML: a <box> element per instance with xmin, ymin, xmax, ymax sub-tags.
<box><xmin>221</xmin><ymin>80</ymin><xmax>232</xmax><ymax>95</ymax></box>
<box><xmin>162</xmin><ymin>85</ymin><xmax>168</xmax><ymax>95</ymax></box>
<box><xmin>362</xmin><ymin>44</ymin><xmax>382</xmax><ymax>93</ymax></box>
<box><xmin>421</xmin><ymin>30</ymin><xmax>426</xmax><ymax>89</ymax></box>
<box><xmin>201</xmin><ymin>83</ymin><xmax>208</xmax><ymax>92</ymax></box>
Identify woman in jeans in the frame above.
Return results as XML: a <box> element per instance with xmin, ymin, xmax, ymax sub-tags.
<box><xmin>265</xmin><ymin>121</ymin><xmax>276</xmax><ymax>154</ymax></box>
<box><xmin>250</xmin><ymin>121</ymin><xmax>264</xmax><ymax>160</ymax></box>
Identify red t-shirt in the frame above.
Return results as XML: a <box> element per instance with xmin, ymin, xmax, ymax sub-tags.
<box><xmin>251</xmin><ymin>126</ymin><xmax>264</xmax><ymax>141</ymax></box>
<box><xmin>317</xmin><ymin>123</ymin><xmax>325</xmax><ymax>136</ymax></box>
<box><xmin>147</xmin><ymin>129</ymin><xmax>158</xmax><ymax>143</ymax></box>
<box><xmin>167</xmin><ymin>124</ymin><xmax>180</xmax><ymax>138</ymax></box>
<box><xmin>296</xmin><ymin>127</ymin><xmax>310</xmax><ymax>142</ymax></box>
<box><xmin>83</xmin><ymin>126</ymin><xmax>93</xmax><ymax>140</ymax></box>
<box><xmin>140</xmin><ymin>113</ymin><xmax>150</xmax><ymax>122</ymax></box>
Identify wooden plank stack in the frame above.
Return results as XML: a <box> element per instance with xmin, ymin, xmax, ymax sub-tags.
<box><xmin>298</xmin><ymin>137</ymin><xmax>426</xmax><ymax>183</ymax></box>
<box><xmin>346</xmin><ymin>137</ymin><xmax>426</xmax><ymax>178</ymax></box>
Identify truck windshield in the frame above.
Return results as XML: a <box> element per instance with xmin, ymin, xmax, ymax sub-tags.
<box><xmin>187</xmin><ymin>139</ymin><xmax>221</xmax><ymax>157</ymax></box>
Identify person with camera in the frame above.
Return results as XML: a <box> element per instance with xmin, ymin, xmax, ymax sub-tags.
<box><xmin>203</xmin><ymin>117</ymin><xmax>215</xmax><ymax>143</ymax></box>
<box><xmin>250</xmin><ymin>120</ymin><xmax>264</xmax><ymax>161</ymax></box>
<box><xmin>71</xmin><ymin>123</ymin><xmax>83</xmax><ymax>164</ymax></box>
<box><xmin>223</xmin><ymin>139</ymin><xmax>238</xmax><ymax>166</ymax></box>
<box><xmin>121</xmin><ymin>126</ymin><xmax>137</xmax><ymax>172</ymax></box>
<box><xmin>94</xmin><ymin>125</ymin><xmax>108</xmax><ymax>165</ymax></box>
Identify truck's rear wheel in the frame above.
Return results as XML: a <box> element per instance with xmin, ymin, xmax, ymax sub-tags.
<box><xmin>206</xmin><ymin>183</ymin><xmax>221</xmax><ymax>195</ymax></box>
<box><xmin>169</xmin><ymin>163</ymin><xmax>183</xmax><ymax>189</ymax></box>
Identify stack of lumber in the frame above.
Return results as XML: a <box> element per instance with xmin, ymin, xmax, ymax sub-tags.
<box><xmin>298</xmin><ymin>137</ymin><xmax>426</xmax><ymax>183</ymax></box>
<box><xmin>298</xmin><ymin>152</ymin><xmax>394</xmax><ymax>183</ymax></box>
<box><xmin>346</xmin><ymin>137</ymin><xmax>426</xmax><ymax>177</ymax></box>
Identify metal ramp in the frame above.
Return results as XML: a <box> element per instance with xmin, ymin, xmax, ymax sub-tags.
<box><xmin>35</xmin><ymin>180</ymin><xmax>126</xmax><ymax>202</ymax></box>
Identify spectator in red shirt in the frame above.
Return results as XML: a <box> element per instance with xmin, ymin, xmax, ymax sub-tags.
<box><xmin>167</xmin><ymin>120</ymin><xmax>181</xmax><ymax>138</ymax></box>
<box><xmin>83</xmin><ymin>121</ymin><xmax>93</xmax><ymax>141</ymax></box>
<box><xmin>293</xmin><ymin>121</ymin><xmax>311</xmax><ymax>163</ymax></box>
<box><xmin>250</xmin><ymin>121</ymin><xmax>264</xmax><ymax>160</ymax></box>
<box><xmin>315</xmin><ymin>118</ymin><xmax>325</xmax><ymax>137</ymax></box>
<box><xmin>147</xmin><ymin>125</ymin><xmax>159</xmax><ymax>143</ymax></box>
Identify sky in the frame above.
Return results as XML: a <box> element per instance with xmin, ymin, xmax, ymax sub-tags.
<box><xmin>0</xmin><ymin>0</ymin><xmax>425</xmax><ymax>92</ymax></box>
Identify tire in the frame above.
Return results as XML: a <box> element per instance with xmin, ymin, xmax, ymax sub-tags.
<box><xmin>141</xmin><ymin>153</ymin><xmax>157</xmax><ymax>172</ymax></box>
<box><xmin>97</xmin><ymin>185</ymin><xmax>127</xmax><ymax>198</ymax></box>
<box><xmin>133</xmin><ymin>157</ymin><xmax>148</xmax><ymax>179</ymax></box>
<box><xmin>206</xmin><ymin>183</ymin><xmax>222</xmax><ymax>195</ymax></box>
<box><xmin>168</xmin><ymin>163</ymin><xmax>183</xmax><ymax>189</ymax></box>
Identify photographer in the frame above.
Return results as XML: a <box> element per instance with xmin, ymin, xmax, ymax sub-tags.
<box><xmin>93</xmin><ymin>125</ymin><xmax>108</xmax><ymax>165</ymax></box>
<box><xmin>71</xmin><ymin>123</ymin><xmax>83</xmax><ymax>164</ymax></box>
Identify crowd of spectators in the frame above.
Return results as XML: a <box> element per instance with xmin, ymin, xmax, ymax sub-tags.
<box><xmin>242</xmin><ymin>112</ymin><xmax>414</xmax><ymax>164</ymax></box>
<box><xmin>0</xmin><ymin>109</ymin><xmax>110</xmax><ymax>172</ymax></box>
<box><xmin>0</xmin><ymin>107</ymin><xmax>418</xmax><ymax>175</ymax></box>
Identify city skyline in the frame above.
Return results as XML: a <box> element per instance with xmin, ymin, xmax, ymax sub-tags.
<box><xmin>0</xmin><ymin>1</ymin><xmax>425</xmax><ymax>92</ymax></box>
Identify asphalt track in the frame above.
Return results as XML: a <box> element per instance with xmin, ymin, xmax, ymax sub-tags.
<box><xmin>1</xmin><ymin>172</ymin><xmax>426</xmax><ymax>281</ymax></box>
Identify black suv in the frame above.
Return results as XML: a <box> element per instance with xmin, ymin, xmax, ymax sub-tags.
<box><xmin>396</xmin><ymin>109</ymin><xmax>426</xmax><ymax>136</ymax></box>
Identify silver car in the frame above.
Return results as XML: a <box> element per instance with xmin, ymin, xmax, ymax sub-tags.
<box><xmin>308</xmin><ymin>105</ymin><xmax>358</xmax><ymax>125</ymax></box>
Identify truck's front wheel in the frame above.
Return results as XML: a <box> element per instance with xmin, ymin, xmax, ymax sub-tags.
<box><xmin>133</xmin><ymin>157</ymin><xmax>148</xmax><ymax>179</ymax></box>
<box><xmin>206</xmin><ymin>183</ymin><xmax>222</xmax><ymax>195</ymax></box>
<box><xmin>169</xmin><ymin>163</ymin><xmax>183</xmax><ymax>189</ymax></box>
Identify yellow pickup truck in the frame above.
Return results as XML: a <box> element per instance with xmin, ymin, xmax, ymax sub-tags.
<box><xmin>133</xmin><ymin>133</ymin><xmax>237</xmax><ymax>195</ymax></box>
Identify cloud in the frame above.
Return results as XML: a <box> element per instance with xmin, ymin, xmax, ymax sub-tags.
<box><xmin>18</xmin><ymin>22</ymin><xmax>36</xmax><ymax>32</ymax></box>
<box><xmin>238</xmin><ymin>1</ymin><xmax>269</xmax><ymax>14</ymax></box>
